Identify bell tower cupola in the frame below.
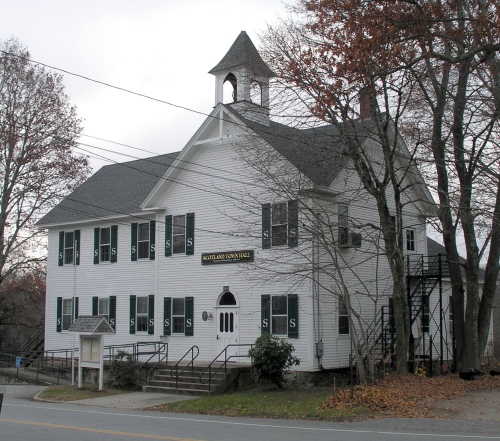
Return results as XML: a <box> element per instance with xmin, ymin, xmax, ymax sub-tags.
<box><xmin>209</xmin><ymin>31</ymin><xmax>274</xmax><ymax>125</ymax></box>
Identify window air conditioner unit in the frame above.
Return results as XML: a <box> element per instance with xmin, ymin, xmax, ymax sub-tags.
<box><xmin>339</xmin><ymin>232</ymin><xmax>362</xmax><ymax>248</ymax></box>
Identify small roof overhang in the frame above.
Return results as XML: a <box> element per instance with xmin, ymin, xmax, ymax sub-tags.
<box><xmin>68</xmin><ymin>316</ymin><xmax>115</xmax><ymax>335</ymax></box>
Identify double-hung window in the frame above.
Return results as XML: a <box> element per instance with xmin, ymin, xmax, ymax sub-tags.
<box><xmin>129</xmin><ymin>295</ymin><xmax>154</xmax><ymax>334</ymax></box>
<box><xmin>94</xmin><ymin>226</ymin><xmax>118</xmax><ymax>263</ymax></box>
<box><xmin>131</xmin><ymin>221</ymin><xmax>156</xmax><ymax>261</ymax></box>
<box><xmin>92</xmin><ymin>296</ymin><xmax>116</xmax><ymax>330</ymax></box>
<box><xmin>62</xmin><ymin>299</ymin><xmax>73</xmax><ymax>330</ymax></box>
<box><xmin>163</xmin><ymin>297</ymin><xmax>194</xmax><ymax>336</ymax></box>
<box><xmin>64</xmin><ymin>232</ymin><xmax>74</xmax><ymax>264</ymax></box>
<box><xmin>136</xmin><ymin>297</ymin><xmax>148</xmax><ymax>332</ymax></box>
<box><xmin>406</xmin><ymin>228</ymin><xmax>416</xmax><ymax>253</ymax></box>
<box><xmin>173</xmin><ymin>216</ymin><xmax>186</xmax><ymax>254</ymax></box>
<box><xmin>100</xmin><ymin>228</ymin><xmax>110</xmax><ymax>261</ymax></box>
<box><xmin>271</xmin><ymin>203</ymin><xmax>288</xmax><ymax>246</ymax></box>
<box><xmin>262</xmin><ymin>200</ymin><xmax>298</xmax><ymax>249</ymax></box>
<box><xmin>261</xmin><ymin>294</ymin><xmax>298</xmax><ymax>338</ymax></box>
<box><xmin>56</xmin><ymin>297</ymin><xmax>79</xmax><ymax>332</ymax></box>
<box><xmin>338</xmin><ymin>204</ymin><xmax>349</xmax><ymax>246</ymax></box>
<box><xmin>337</xmin><ymin>204</ymin><xmax>361</xmax><ymax>248</ymax></box>
<box><xmin>172</xmin><ymin>298</ymin><xmax>186</xmax><ymax>333</ymax></box>
<box><xmin>138</xmin><ymin>223</ymin><xmax>150</xmax><ymax>258</ymax></box>
<box><xmin>165</xmin><ymin>213</ymin><xmax>195</xmax><ymax>256</ymax></box>
<box><xmin>58</xmin><ymin>230</ymin><xmax>80</xmax><ymax>266</ymax></box>
<box><xmin>271</xmin><ymin>296</ymin><xmax>288</xmax><ymax>335</ymax></box>
<box><xmin>338</xmin><ymin>297</ymin><xmax>349</xmax><ymax>335</ymax></box>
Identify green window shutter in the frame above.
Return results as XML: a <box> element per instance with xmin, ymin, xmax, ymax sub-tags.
<box><xmin>74</xmin><ymin>297</ymin><xmax>79</xmax><ymax>320</ymax></box>
<box><xmin>288</xmin><ymin>200</ymin><xmax>299</xmax><ymax>247</ymax></box>
<box><xmin>110</xmin><ymin>225</ymin><xmax>118</xmax><ymax>263</ymax></box>
<box><xmin>109</xmin><ymin>296</ymin><xmax>116</xmax><ymax>331</ymax></box>
<box><xmin>129</xmin><ymin>295</ymin><xmax>136</xmax><ymax>334</ymax></box>
<box><xmin>131</xmin><ymin>223</ymin><xmax>137</xmax><ymax>261</ymax></box>
<box><xmin>56</xmin><ymin>297</ymin><xmax>62</xmax><ymax>332</ymax></box>
<box><xmin>163</xmin><ymin>297</ymin><xmax>171</xmax><ymax>336</ymax></box>
<box><xmin>185</xmin><ymin>297</ymin><xmax>194</xmax><ymax>336</ymax></box>
<box><xmin>262</xmin><ymin>204</ymin><xmax>271</xmax><ymax>249</ymax></box>
<box><xmin>148</xmin><ymin>294</ymin><xmax>155</xmax><ymax>335</ymax></box>
<box><xmin>94</xmin><ymin>228</ymin><xmax>100</xmax><ymax>264</ymax></box>
<box><xmin>92</xmin><ymin>296</ymin><xmax>98</xmax><ymax>315</ymax></box>
<box><xmin>58</xmin><ymin>232</ymin><xmax>64</xmax><ymax>266</ymax></box>
<box><xmin>186</xmin><ymin>213</ymin><xmax>195</xmax><ymax>255</ymax></box>
<box><xmin>149</xmin><ymin>220</ymin><xmax>156</xmax><ymax>261</ymax></box>
<box><xmin>287</xmin><ymin>294</ymin><xmax>299</xmax><ymax>338</ymax></box>
<box><xmin>74</xmin><ymin>230</ymin><xmax>81</xmax><ymax>265</ymax></box>
<box><xmin>261</xmin><ymin>295</ymin><xmax>271</xmax><ymax>334</ymax></box>
<box><xmin>165</xmin><ymin>215</ymin><xmax>172</xmax><ymax>257</ymax></box>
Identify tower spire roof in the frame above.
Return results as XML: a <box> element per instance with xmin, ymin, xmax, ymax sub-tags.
<box><xmin>209</xmin><ymin>31</ymin><xmax>274</xmax><ymax>77</ymax></box>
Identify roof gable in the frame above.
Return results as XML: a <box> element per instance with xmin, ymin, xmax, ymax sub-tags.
<box><xmin>68</xmin><ymin>316</ymin><xmax>114</xmax><ymax>334</ymax></box>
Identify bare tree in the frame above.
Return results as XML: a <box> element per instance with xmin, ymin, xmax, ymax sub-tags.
<box><xmin>0</xmin><ymin>38</ymin><xmax>91</xmax><ymax>286</ymax></box>
<box><xmin>219</xmin><ymin>120</ymin><xmax>426</xmax><ymax>382</ymax></box>
<box><xmin>261</xmin><ymin>0</ymin><xmax>500</xmax><ymax>371</ymax></box>
<box><xmin>0</xmin><ymin>270</ymin><xmax>45</xmax><ymax>352</ymax></box>
<box><xmin>257</xmin><ymin>23</ymin><xmax>434</xmax><ymax>374</ymax></box>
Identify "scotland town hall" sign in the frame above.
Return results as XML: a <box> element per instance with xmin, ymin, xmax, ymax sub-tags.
<box><xmin>201</xmin><ymin>250</ymin><xmax>254</xmax><ymax>265</ymax></box>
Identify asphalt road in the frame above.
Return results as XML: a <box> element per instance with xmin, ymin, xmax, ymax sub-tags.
<box><xmin>1</xmin><ymin>386</ymin><xmax>499</xmax><ymax>441</ymax></box>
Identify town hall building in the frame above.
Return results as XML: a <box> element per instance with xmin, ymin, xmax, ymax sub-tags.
<box><xmin>38</xmin><ymin>31</ymin><xmax>456</xmax><ymax>374</ymax></box>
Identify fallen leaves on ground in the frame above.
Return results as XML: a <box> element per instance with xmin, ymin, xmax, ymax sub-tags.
<box><xmin>319</xmin><ymin>373</ymin><xmax>500</xmax><ymax>418</ymax></box>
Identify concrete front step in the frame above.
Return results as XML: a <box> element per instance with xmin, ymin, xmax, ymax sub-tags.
<box><xmin>143</xmin><ymin>384</ymin><xmax>212</xmax><ymax>396</ymax></box>
<box><xmin>147</xmin><ymin>379</ymin><xmax>223</xmax><ymax>390</ymax></box>
<box><xmin>153</xmin><ymin>372</ymin><xmax>227</xmax><ymax>382</ymax></box>
<box><xmin>144</xmin><ymin>364</ymin><xmax>244</xmax><ymax>395</ymax></box>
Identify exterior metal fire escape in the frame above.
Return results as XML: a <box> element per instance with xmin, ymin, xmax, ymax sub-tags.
<box><xmin>406</xmin><ymin>253</ymin><xmax>452</xmax><ymax>374</ymax></box>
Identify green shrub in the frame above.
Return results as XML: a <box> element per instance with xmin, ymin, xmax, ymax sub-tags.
<box><xmin>105</xmin><ymin>350</ymin><xmax>141</xmax><ymax>390</ymax></box>
<box><xmin>248</xmin><ymin>333</ymin><xmax>300</xmax><ymax>388</ymax></box>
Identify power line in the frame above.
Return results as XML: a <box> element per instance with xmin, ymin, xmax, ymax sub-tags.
<box><xmin>1</xmin><ymin>50</ymin><xmax>428</xmax><ymax>231</ymax></box>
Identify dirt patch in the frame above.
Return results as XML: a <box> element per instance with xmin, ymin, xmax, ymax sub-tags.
<box><xmin>429</xmin><ymin>388</ymin><xmax>500</xmax><ymax>422</ymax></box>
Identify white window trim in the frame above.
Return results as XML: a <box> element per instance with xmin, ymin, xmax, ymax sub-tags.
<box><xmin>137</xmin><ymin>223</ymin><xmax>150</xmax><ymax>259</ymax></box>
<box><xmin>271</xmin><ymin>295</ymin><xmax>288</xmax><ymax>336</ymax></box>
<box><xmin>172</xmin><ymin>297</ymin><xmax>186</xmax><ymax>334</ymax></box>
<box><xmin>135</xmin><ymin>296</ymin><xmax>149</xmax><ymax>332</ymax></box>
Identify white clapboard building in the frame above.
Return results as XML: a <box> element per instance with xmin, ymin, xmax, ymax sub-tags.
<box><xmin>38</xmin><ymin>31</ymin><xmax>445</xmax><ymax>373</ymax></box>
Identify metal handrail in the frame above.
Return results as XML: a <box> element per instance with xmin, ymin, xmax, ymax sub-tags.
<box><xmin>200</xmin><ymin>344</ymin><xmax>253</xmax><ymax>392</ymax></box>
<box><xmin>0</xmin><ymin>352</ymin><xmax>68</xmax><ymax>385</ymax></box>
<box><xmin>170</xmin><ymin>346</ymin><xmax>199</xmax><ymax>389</ymax></box>
<box><xmin>136</xmin><ymin>343</ymin><xmax>168</xmax><ymax>383</ymax></box>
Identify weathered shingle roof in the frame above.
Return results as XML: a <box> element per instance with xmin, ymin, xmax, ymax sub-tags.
<box><xmin>226</xmin><ymin>105</ymin><xmax>376</xmax><ymax>187</ymax></box>
<box><xmin>38</xmin><ymin>107</ymin><xmax>380</xmax><ymax>226</ymax></box>
<box><xmin>37</xmin><ymin>152</ymin><xmax>178</xmax><ymax>226</ymax></box>
<box><xmin>209</xmin><ymin>31</ymin><xmax>275</xmax><ymax>77</ymax></box>
<box><xmin>68</xmin><ymin>316</ymin><xmax>114</xmax><ymax>334</ymax></box>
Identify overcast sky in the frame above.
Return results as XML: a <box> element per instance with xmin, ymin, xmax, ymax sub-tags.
<box><xmin>0</xmin><ymin>0</ymin><xmax>288</xmax><ymax>171</ymax></box>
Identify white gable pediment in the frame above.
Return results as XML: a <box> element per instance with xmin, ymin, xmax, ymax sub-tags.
<box><xmin>141</xmin><ymin>104</ymin><xmax>245</xmax><ymax>209</ymax></box>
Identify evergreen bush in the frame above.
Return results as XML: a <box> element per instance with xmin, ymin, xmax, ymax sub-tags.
<box><xmin>248</xmin><ymin>333</ymin><xmax>300</xmax><ymax>388</ymax></box>
<box><xmin>105</xmin><ymin>350</ymin><xmax>141</xmax><ymax>390</ymax></box>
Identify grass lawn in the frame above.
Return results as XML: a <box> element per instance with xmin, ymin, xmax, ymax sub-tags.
<box><xmin>37</xmin><ymin>385</ymin><xmax>128</xmax><ymax>401</ymax></box>
<box><xmin>147</xmin><ymin>386</ymin><xmax>367</xmax><ymax>421</ymax></box>
<box><xmin>37</xmin><ymin>374</ymin><xmax>500</xmax><ymax>421</ymax></box>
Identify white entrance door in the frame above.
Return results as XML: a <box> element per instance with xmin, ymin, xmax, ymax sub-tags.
<box><xmin>216</xmin><ymin>308</ymin><xmax>239</xmax><ymax>361</ymax></box>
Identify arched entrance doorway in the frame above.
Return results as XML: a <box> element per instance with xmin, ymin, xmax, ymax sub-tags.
<box><xmin>215</xmin><ymin>290</ymin><xmax>239</xmax><ymax>360</ymax></box>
